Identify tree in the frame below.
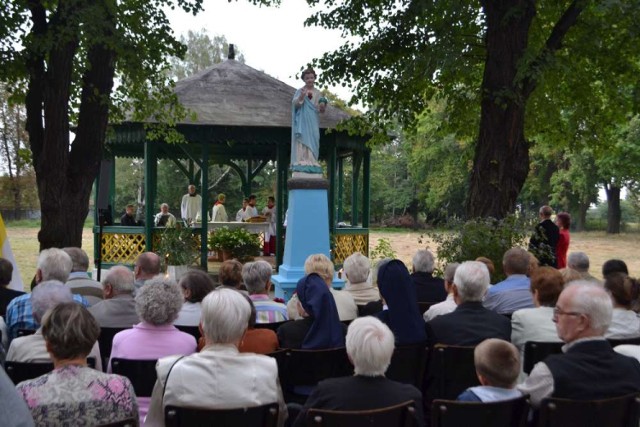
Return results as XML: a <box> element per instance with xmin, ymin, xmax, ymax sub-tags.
<box><xmin>548</xmin><ymin>149</ymin><xmax>598</xmax><ymax>231</ymax></box>
<box><xmin>169</xmin><ymin>29</ymin><xmax>245</xmax><ymax>81</ymax></box>
<box><xmin>0</xmin><ymin>83</ymin><xmax>35</xmax><ymax>217</ymax></box>
<box><xmin>407</xmin><ymin>100</ymin><xmax>473</xmax><ymax>223</ymax></box>
<box><xmin>0</xmin><ymin>0</ymin><xmax>205</xmax><ymax>249</ymax></box>
<box><xmin>305</xmin><ymin>0</ymin><xmax>640</xmax><ymax>219</ymax></box>
<box><xmin>369</xmin><ymin>139</ymin><xmax>418</xmax><ymax>224</ymax></box>
<box><xmin>596</xmin><ymin>115</ymin><xmax>640</xmax><ymax>233</ymax></box>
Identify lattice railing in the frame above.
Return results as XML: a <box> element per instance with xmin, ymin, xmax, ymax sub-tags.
<box><xmin>333</xmin><ymin>229</ymin><xmax>369</xmax><ymax>266</ymax></box>
<box><xmin>101</xmin><ymin>232</ymin><xmax>147</xmax><ymax>264</ymax></box>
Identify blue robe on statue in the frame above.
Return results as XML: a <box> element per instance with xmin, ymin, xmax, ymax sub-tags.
<box><xmin>291</xmin><ymin>88</ymin><xmax>323</xmax><ymax>174</ymax></box>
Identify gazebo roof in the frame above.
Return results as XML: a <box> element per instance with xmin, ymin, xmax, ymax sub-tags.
<box><xmin>173</xmin><ymin>59</ymin><xmax>351</xmax><ymax>128</ymax></box>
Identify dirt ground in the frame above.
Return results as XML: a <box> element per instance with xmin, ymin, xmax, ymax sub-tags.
<box><xmin>369</xmin><ymin>230</ymin><xmax>640</xmax><ymax>279</ymax></box>
<box><xmin>5</xmin><ymin>226</ymin><xmax>639</xmax><ymax>290</ymax></box>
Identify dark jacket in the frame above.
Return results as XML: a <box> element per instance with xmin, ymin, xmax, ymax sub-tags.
<box><xmin>545</xmin><ymin>339</ymin><xmax>640</xmax><ymax>400</ymax></box>
<box><xmin>425</xmin><ymin>301</ymin><xmax>511</xmax><ymax>347</ymax></box>
<box><xmin>529</xmin><ymin>219</ymin><xmax>560</xmax><ymax>267</ymax></box>
<box><xmin>293</xmin><ymin>375</ymin><xmax>424</xmax><ymax>427</ymax></box>
<box><xmin>411</xmin><ymin>272</ymin><xmax>447</xmax><ymax>303</ymax></box>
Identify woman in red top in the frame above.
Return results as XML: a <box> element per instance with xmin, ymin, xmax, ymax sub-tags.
<box><xmin>555</xmin><ymin>212</ymin><xmax>571</xmax><ymax>269</ymax></box>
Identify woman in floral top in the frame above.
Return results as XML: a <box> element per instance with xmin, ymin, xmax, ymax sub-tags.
<box><xmin>16</xmin><ymin>302</ymin><xmax>138</xmax><ymax>426</ymax></box>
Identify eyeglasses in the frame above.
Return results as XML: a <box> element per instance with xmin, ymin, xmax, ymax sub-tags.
<box><xmin>553</xmin><ymin>307</ymin><xmax>583</xmax><ymax>318</ymax></box>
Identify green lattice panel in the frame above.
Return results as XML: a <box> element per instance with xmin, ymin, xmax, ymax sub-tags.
<box><xmin>334</xmin><ymin>233</ymin><xmax>368</xmax><ymax>265</ymax></box>
<box><xmin>101</xmin><ymin>233</ymin><xmax>146</xmax><ymax>263</ymax></box>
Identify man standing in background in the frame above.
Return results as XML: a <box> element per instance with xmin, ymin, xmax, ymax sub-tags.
<box><xmin>262</xmin><ymin>196</ymin><xmax>277</xmax><ymax>256</ymax></box>
<box><xmin>236</xmin><ymin>198</ymin><xmax>250</xmax><ymax>222</ymax></box>
<box><xmin>246</xmin><ymin>194</ymin><xmax>259</xmax><ymax>218</ymax></box>
<box><xmin>181</xmin><ymin>184</ymin><xmax>202</xmax><ymax>224</ymax></box>
<box><xmin>120</xmin><ymin>204</ymin><xmax>140</xmax><ymax>226</ymax></box>
<box><xmin>529</xmin><ymin>205</ymin><xmax>559</xmax><ymax>267</ymax></box>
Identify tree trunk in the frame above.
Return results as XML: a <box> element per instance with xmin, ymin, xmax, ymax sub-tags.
<box><xmin>575</xmin><ymin>200</ymin><xmax>588</xmax><ymax>232</ymax></box>
<box><xmin>466</xmin><ymin>0</ymin><xmax>535</xmax><ymax>219</ymax></box>
<box><xmin>605</xmin><ymin>184</ymin><xmax>622</xmax><ymax>234</ymax></box>
<box><xmin>467</xmin><ymin>0</ymin><xmax>586</xmax><ymax>219</ymax></box>
<box><xmin>26</xmin><ymin>0</ymin><xmax>116</xmax><ymax>250</ymax></box>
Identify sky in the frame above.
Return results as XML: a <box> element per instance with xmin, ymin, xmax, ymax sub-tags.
<box><xmin>166</xmin><ymin>0</ymin><xmax>352</xmax><ymax>99</ymax></box>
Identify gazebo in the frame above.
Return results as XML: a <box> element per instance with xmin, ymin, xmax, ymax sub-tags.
<box><xmin>94</xmin><ymin>56</ymin><xmax>372</xmax><ymax>271</ymax></box>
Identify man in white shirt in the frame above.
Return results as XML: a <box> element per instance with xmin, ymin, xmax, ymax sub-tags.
<box><xmin>235</xmin><ymin>198</ymin><xmax>250</xmax><ymax>222</ymax></box>
<box><xmin>154</xmin><ymin>203</ymin><xmax>176</xmax><ymax>227</ymax></box>
<box><xmin>180</xmin><ymin>184</ymin><xmax>202</xmax><ymax>224</ymax></box>
<box><xmin>246</xmin><ymin>194</ymin><xmax>259</xmax><ymax>218</ymax></box>
<box><xmin>423</xmin><ymin>263</ymin><xmax>459</xmax><ymax>322</ymax></box>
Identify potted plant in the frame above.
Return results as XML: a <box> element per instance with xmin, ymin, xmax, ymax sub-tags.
<box><xmin>208</xmin><ymin>227</ymin><xmax>261</xmax><ymax>262</ymax></box>
<box><xmin>155</xmin><ymin>225</ymin><xmax>200</xmax><ymax>280</ymax></box>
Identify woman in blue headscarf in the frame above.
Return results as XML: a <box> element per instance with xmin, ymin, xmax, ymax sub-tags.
<box><xmin>277</xmin><ymin>273</ymin><xmax>346</xmax><ymax>349</ymax></box>
<box><xmin>377</xmin><ymin>259</ymin><xmax>427</xmax><ymax>345</ymax></box>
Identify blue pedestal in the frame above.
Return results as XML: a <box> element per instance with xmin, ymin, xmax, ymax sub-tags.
<box><xmin>272</xmin><ymin>178</ymin><xmax>344</xmax><ymax>302</ymax></box>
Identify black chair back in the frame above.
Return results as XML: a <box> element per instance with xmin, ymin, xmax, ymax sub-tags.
<box><xmin>426</xmin><ymin>345</ymin><xmax>479</xmax><ymax>402</ymax></box>
<box><xmin>164</xmin><ymin>402</ymin><xmax>279</xmax><ymax>427</ymax></box>
<box><xmin>255</xmin><ymin>320</ymin><xmax>291</xmax><ymax>332</ymax></box>
<box><xmin>431</xmin><ymin>396</ymin><xmax>529</xmax><ymax>427</ymax></box>
<box><xmin>98</xmin><ymin>327</ymin><xmax>131</xmax><ymax>364</ymax></box>
<box><xmin>6</xmin><ymin>358</ymin><xmax>101</xmax><ymax>385</ymax></box>
<box><xmin>270</xmin><ymin>347</ymin><xmax>353</xmax><ymax>403</ymax></box>
<box><xmin>357</xmin><ymin>300</ymin><xmax>383</xmax><ymax>317</ymax></box>
<box><xmin>174</xmin><ymin>325</ymin><xmax>201</xmax><ymax>342</ymax></box>
<box><xmin>608</xmin><ymin>337</ymin><xmax>640</xmax><ymax>347</ymax></box>
<box><xmin>87</xmin><ymin>356</ymin><xmax>97</xmax><ymax>369</ymax></box>
<box><xmin>110</xmin><ymin>358</ymin><xmax>158</xmax><ymax>397</ymax></box>
<box><xmin>523</xmin><ymin>341</ymin><xmax>563</xmax><ymax>375</ymax></box>
<box><xmin>279</xmin><ymin>347</ymin><xmax>353</xmax><ymax>387</ymax></box>
<box><xmin>306</xmin><ymin>400</ymin><xmax>418</xmax><ymax>427</ymax></box>
<box><xmin>385</xmin><ymin>343</ymin><xmax>429</xmax><ymax>388</ymax></box>
<box><xmin>5</xmin><ymin>361</ymin><xmax>54</xmax><ymax>384</ymax></box>
<box><xmin>537</xmin><ymin>393</ymin><xmax>640</xmax><ymax>427</ymax></box>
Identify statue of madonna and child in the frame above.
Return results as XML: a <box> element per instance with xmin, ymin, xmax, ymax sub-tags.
<box><xmin>290</xmin><ymin>67</ymin><xmax>328</xmax><ymax>177</ymax></box>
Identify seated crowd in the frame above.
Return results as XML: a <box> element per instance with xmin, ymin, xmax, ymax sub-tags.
<box><xmin>0</xmin><ymin>242</ymin><xmax>639</xmax><ymax>426</ymax></box>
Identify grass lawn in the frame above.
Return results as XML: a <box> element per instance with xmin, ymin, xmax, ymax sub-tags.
<box><xmin>4</xmin><ymin>223</ymin><xmax>639</xmax><ymax>292</ymax></box>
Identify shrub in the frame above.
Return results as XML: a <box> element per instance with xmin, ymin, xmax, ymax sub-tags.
<box><xmin>369</xmin><ymin>238</ymin><xmax>397</xmax><ymax>264</ymax></box>
<box><xmin>155</xmin><ymin>225</ymin><xmax>200</xmax><ymax>267</ymax></box>
<box><xmin>208</xmin><ymin>227</ymin><xmax>261</xmax><ymax>262</ymax></box>
<box><xmin>424</xmin><ymin>215</ymin><xmax>533</xmax><ymax>282</ymax></box>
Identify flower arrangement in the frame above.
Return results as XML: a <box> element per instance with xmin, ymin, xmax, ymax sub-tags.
<box><xmin>208</xmin><ymin>227</ymin><xmax>261</xmax><ymax>262</ymax></box>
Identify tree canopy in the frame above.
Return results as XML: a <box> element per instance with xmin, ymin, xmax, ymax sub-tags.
<box><xmin>0</xmin><ymin>0</ymin><xmax>208</xmax><ymax>249</ymax></box>
<box><xmin>303</xmin><ymin>0</ymin><xmax>640</xmax><ymax>218</ymax></box>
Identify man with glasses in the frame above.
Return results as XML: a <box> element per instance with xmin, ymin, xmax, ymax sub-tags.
<box><xmin>518</xmin><ymin>281</ymin><xmax>640</xmax><ymax>407</ymax></box>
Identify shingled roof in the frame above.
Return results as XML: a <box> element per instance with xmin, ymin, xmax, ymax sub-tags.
<box><xmin>173</xmin><ymin>59</ymin><xmax>351</xmax><ymax>129</ymax></box>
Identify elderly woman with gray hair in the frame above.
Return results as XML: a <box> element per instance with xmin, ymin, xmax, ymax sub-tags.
<box><xmin>110</xmin><ymin>277</ymin><xmax>197</xmax><ymax>423</ymax></box>
<box><xmin>144</xmin><ymin>288</ymin><xmax>287</xmax><ymax>426</ymax></box>
<box><xmin>342</xmin><ymin>252</ymin><xmax>380</xmax><ymax>306</ymax></box>
<box><xmin>7</xmin><ymin>280</ymin><xmax>103</xmax><ymax>370</ymax></box>
<box><xmin>16</xmin><ymin>302</ymin><xmax>138</xmax><ymax>425</ymax></box>
<box><xmin>244</xmin><ymin>260</ymin><xmax>288</xmax><ymax>323</ymax></box>
<box><xmin>292</xmin><ymin>317</ymin><xmax>424</xmax><ymax>427</ymax></box>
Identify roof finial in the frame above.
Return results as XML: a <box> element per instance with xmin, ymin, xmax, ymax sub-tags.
<box><xmin>228</xmin><ymin>44</ymin><xmax>235</xmax><ymax>60</ymax></box>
